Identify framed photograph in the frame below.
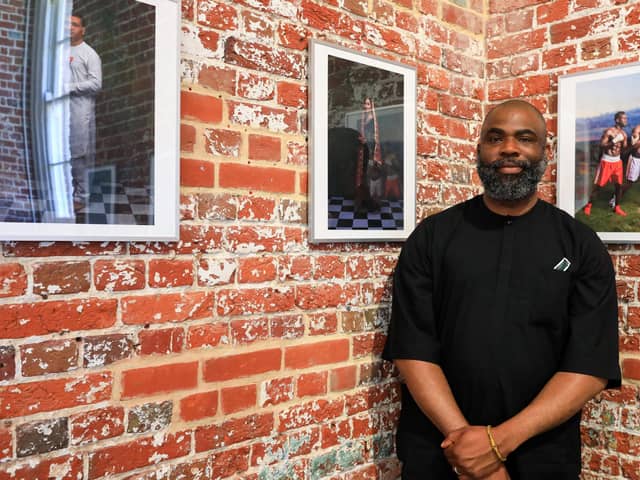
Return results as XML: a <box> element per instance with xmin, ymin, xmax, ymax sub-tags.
<box><xmin>558</xmin><ymin>62</ymin><xmax>640</xmax><ymax>243</ymax></box>
<box><xmin>309</xmin><ymin>39</ymin><xmax>417</xmax><ymax>243</ymax></box>
<box><xmin>0</xmin><ymin>0</ymin><xmax>180</xmax><ymax>241</ymax></box>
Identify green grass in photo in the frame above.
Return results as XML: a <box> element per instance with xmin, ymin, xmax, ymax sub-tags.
<box><xmin>575</xmin><ymin>183</ymin><xmax>640</xmax><ymax>232</ymax></box>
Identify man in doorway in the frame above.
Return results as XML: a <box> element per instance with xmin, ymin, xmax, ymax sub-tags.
<box><xmin>583</xmin><ymin>111</ymin><xmax>628</xmax><ymax>216</ymax></box>
<box><xmin>68</xmin><ymin>12</ymin><xmax>102</xmax><ymax>210</ymax></box>
<box><xmin>383</xmin><ymin>100</ymin><xmax>620</xmax><ymax>479</ymax></box>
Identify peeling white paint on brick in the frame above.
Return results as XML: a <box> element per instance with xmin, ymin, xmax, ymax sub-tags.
<box><xmin>231</xmin><ymin>104</ymin><xmax>290</xmax><ymax>133</ymax></box>
<box><xmin>182</xmin><ymin>24</ymin><xmax>219</xmax><ymax>59</ymax></box>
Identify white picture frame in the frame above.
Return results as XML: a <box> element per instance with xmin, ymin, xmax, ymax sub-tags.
<box><xmin>0</xmin><ymin>0</ymin><xmax>180</xmax><ymax>241</ymax></box>
<box><xmin>309</xmin><ymin>39</ymin><xmax>416</xmax><ymax>243</ymax></box>
<box><xmin>558</xmin><ymin>62</ymin><xmax>640</xmax><ymax>243</ymax></box>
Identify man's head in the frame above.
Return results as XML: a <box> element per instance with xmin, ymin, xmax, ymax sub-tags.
<box><xmin>615</xmin><ymin>111</ymin><xmax>628</xmax><ymax>128</ymax></box>
<box><xmin>476</xmin><ymin>100</ymin><xmax>547</xmax><ymax>201</ymax></box>
<box><xmin>632</xmin><ymin>125</ymin><xmax>640</xmax><ymax>146</ymax></box>
<box><xmin>70</xmin><ymin>13</ymin><xmax>85</xmax><ymax>45</ymax></box>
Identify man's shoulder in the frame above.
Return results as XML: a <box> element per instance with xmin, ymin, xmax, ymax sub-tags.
<box><xmin>537</xmin><ymin>199</ymin><xmax>604</xmax><ymax>247</ymax></box>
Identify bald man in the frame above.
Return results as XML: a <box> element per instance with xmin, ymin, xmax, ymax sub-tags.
<box><xmin>383</xmin><ymin>100</ymin><xmax>620</xmax><ymax>479</ymax></box>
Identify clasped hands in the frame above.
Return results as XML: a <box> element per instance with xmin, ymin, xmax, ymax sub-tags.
<box><xmin>441</xmin><ymin>426</ymin><xmax>511</xmax><ymax>480</ymax></box>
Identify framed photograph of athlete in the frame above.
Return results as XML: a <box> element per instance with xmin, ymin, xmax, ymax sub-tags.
<box><xmin>558</xmin><ymin>62</ymin><xmax>640</xmax><ymax>243</ymax></box>
<box><xmin>0</xmin><ymin>0</ymin><xmax>180</xmax><ymax>241</ymax></box>
<box><xmin>308</xmin><ymin>39</ymin><xmax>417</xmax><ymax>243</ymax></box>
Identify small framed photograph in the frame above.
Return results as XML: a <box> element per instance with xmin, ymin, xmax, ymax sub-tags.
<box><xmin>309</xmin><ymin>39</ymin><xmax>417</xmax><ymax>243</ymax></box>
<box><xmin>0</xmin><ymin>0</ymin><xmax>180</xmax><ymax>241</ymax></box>
<box><xmin>558</xmin><ymin>62</ymin><xmax>640</xmax><ymax>243</ymax></box>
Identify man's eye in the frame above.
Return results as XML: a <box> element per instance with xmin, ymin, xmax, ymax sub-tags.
<box><xmin>519</xmin><ymin>137</ymin><xmax>535</xmax><ymax>143</ymax></box>
<box><xmin>487</xmin><ymin>136</ymin><xmax>501</xmax><ymax>143</ymax></box>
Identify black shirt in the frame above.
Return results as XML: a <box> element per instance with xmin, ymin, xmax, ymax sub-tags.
<box><xmin>383</xmin><ymin>196</ymin><xmax>620</xmax><ymax>478</ymax></box>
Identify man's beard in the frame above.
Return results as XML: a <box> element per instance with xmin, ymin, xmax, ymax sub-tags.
<box><xmin>476</xmin><ymin>156</ymin><xmax>547</xmax><ymax>201</ymax></box>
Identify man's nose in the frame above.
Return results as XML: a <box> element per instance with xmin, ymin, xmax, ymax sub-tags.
<box><xmin>500</xmin><ymin>136</ymin><xmax>519</xmax><ymax>156</ymax></box>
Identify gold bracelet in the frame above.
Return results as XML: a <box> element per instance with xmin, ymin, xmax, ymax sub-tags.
<box><xmin>486</xmin><ymin>425</ymin><xmax>507</xmax><ymax>462</ymax></box>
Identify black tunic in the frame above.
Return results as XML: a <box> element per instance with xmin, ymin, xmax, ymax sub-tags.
<box><xmin>383</xmin><ymin>196</ymin><xmax>620</xmax><ymax>479</ymax></box>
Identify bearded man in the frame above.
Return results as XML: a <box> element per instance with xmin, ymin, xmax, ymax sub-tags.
<box><xmin>383</xmin><ymin>100</ymin><xmax>620</xmax><ymax>480</ymax></box>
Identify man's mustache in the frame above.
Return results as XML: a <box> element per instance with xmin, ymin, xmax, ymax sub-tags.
<box><xmin>485</xmin><ymin>158</ymin><xmax>531</xmax><ymax>170</ymax></box>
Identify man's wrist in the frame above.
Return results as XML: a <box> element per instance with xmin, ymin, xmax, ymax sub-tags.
<box><xmin>491</xmin><ymin>422</ymin><xmax>523</xmax><ymax>459</ymax></box>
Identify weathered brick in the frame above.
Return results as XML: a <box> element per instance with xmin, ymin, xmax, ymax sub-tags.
<box><xmin>186</xmin><ymin>322</ymin><xmax>229</xmax><ymax>349</ymax></box>
<box><xmin>70</xmin><ymin>406</ymin><xmax>125</xmax><ymax>446</ymax></box>
<box><xmin>203</xmin><ymin>348</ymin><xmax>281</xmax><ymax>382</ymax></box>
<box><xmin>204</xmin><ymin>128</ymin><xmax>242</xmax><ymax>157</ymax></box>
<box><xmin>127</xmin><ymin>401</ymin><xmax>173</xmax><ymax>433</ymax></box>
<box><xmin>225</xmin><ymin>37</ymin><xmax>304</xmax><ymax>80</ymax></box>
<box><xmin>260</xmin><ymin>377</ymin><xmax>294</xmax><ymax>407</ymax></box>
<box><xmin>279</xmin><ymin>399</ymin><xmax>344</xmax><ymax>431</ymax></box>
<box><xmin>0</xmin><ymin>263</ymin><xmax>27</xmax><ymax>298</ymax></box>
<box><xmin>231</xmin><ymin>318</ymin><xmax>269</xmax><ymax>344</ymax></box>
<box><xmin>271</xmin><ymin>314</ymin><xmax>306</xmax><ymax>339</ymax></box>
<box><xmin>122</xmin><ymin>362</ymin><xmax>198</xmax><ymax>399</ymax></box>
<box><xmin>20</xmin><ymin>339</ymin><xmax>79</xmax><ymax>376</ymax></box>
<box><xmin>297</xmin><ymin>371</ymin><xmax>328</xmax><ymax>398</ymax></box>
<box><xmin>0</xmin><ymin>298</ymin><xmax>117</xmax><ymax>339</ymax></box>
<box><xmin>89</xmin><ymin>432</ymin><xmax>190</xmax><ymax>478</ymax></box>
<box><xmin>238</xmin><ymin>256</ymin><xmax>278</xmax><ymax>283</ymax></box>
<box><xmin>194</xmin><ymin>413</ymin><xmax>274</xmax><ymax>452</ymax></box>
<box><xmin>83</xmin><ymin>334</ymin><xmax>135</xmax><ymax>368</ymax></box>
<box><xmin>121</xmin><ymin>292</ymin><xmax>213</xmax><ymax>325</ymax></box>
<box><xmin>0</xmin><ymin>373</ymin><xmax>112</xmax><ymax>419</ymax></box>
<box><xmin>16</xmin><ymin>417</ymin><xmax>68</xmax><ymax>457</ymax></box>
<box><xmin>94</xmin><ymin>259</ymin><xmax>145</xmax><ymax>292</ymax></box>
<box><xmin>217</xmin><ymin>286</ymin><xmax>294</xmax><ymax>316</ymax></box>
<box><xmin>237</xmin><ymin>195</ymin><xmax>278</xmax><ymax>221</ymax></box>
<box><xmin>0</xmin><ymin>428</ymin><xmax>11</xmax><ymax>461</ymax></box>
<box><xmin>148</xmin><ymin>259</ymin><xmax>193</xmax><ymax>288</ymax></box>
<box><xmin>0</xmin><ymin>346</ymin><xmax>15</xmax><ymax>381</ymax></box>
<box><xmin>219</xmin><ymin>163</ymin><xmax>296</xmax><ymax>193</ymax></box>
<box><xmin>237</xmin><ymin>72</ymin><xmax>275</xmax><ymax>100</ymax></box>
<box><xmin>211</xmin><ymin>445</ymin><xmax>251</xmax><ymax>478</ymax></box>
<box><xmin>0</xmin><ymin>455</ymin><xmax>82</xmax><ymax>480</ymax></box>
<box><xmin>139</xmin><ymin>327</ymin><xmax>185</xmax><ymax>356</ymax></box>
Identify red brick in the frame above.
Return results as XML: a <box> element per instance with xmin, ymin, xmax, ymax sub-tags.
<box><xmin>121</xmin><ymin>291</ymin><xmax>213</xmax><ymax>325</ymax></box>
<box><xmin>321</xmin><ymin>419</ymin><xmax>351</xmax><ymax>449</ymax></box>
<box><xmin>227</xmin><ymin>100</ymin><xmax>298</xmax><ymax>133</ymax></box>
<box><xmin>195</xmin><ymin>413</ymin><xmax>274</xmax><ymax>452</ymax></box>
<box><xmin>271</xmin><ymin>314</ymin><xmax>305</xmax><ymax>339</ymax></box>
<box><xmin>489</xmin><ymin>0</ymin><xmax>546</xmax><ymax>12</ymax></box>
<box><xmin>249</xmin><ymin>134</ymin><xmax>282</xmax><ymax>162</ymax></box>
<box><xmin>197</xmin><ymin>28</ymin><xmax>220</xmax><ymax>53</ymax></box>
<box><xmin>0</xmin><ymin>298</ymin><xmax>116</xmax><ymax>339</ymax></box>
<box><xmin>203</xmin><ymin>348</ymin><xmax>281</xmax><ymax>382</ymax></box>
<box><xmin>181</xmin><ymin>91</ymin><xmax>222</xmax><ymax>123</ymax></box>
<box><xmin>70</xmin><ymin>406</ymin><xmax>125</xmax><ymax>446</ymax></box>
<box><xmin>622</xmin><ymin>358</ymin><xmax>640</xmax><ymax>381</ymax></box>
<box><xmin>260</xmin><ymin>377</ymin><xmax>294</xmax><ymax>407</ymax></box>
<box><xmin>313</xmin><ymin>255</ymin><xmax>345</xmax><ymax>280</ymax></box>
<box><xmin>211</xmin><ymin>445</ymin><xmax>251</xmax><ymax>478</ymax></box>
<box><xmin>122</xmin><ymin>362</ymin><xmax>198</xmax><ymax>399</ymax></box>
<box><xmin>285</xmin><ymin>339</ymin><xmax>350</xmax><ymax>369</ymax></box>
<box><xmin>181</xmin><ymin>124</ymin><xmax>196</xmax><ymax>152</ymax></box>
<box><xmin>32</xmin><ymin>261</ymin><xmax>90</xmax><ymax>295</ymax></box>
<box><xmin>3</xmin><ymin>242</ymin><xmax>123</xmax><ymax>257</ymax></box>
<box><xmin>199</xmin><ymin>65</ymin><xmax>237</xmax><ymax>95</ymax></box>
<box><xmin>225</xmin><ymin>37</ymin><xmax>304</xmax><ymax>80</ymax></box>
<box><xmin>182</xmin><ymin>0</ymin><xmax>194</xmax><ymax>20</ymax></box>
<box><xmin>236</xmin><ymin>256</ymin><xmax>277</xmax><ymax>284</ymax></box>
<box><xmin>0</xmin><ymin>428</ymin><xmax>10</xmax><ymax>461</ymax></box>
<box><xmin>217</xmin><ymin>286</ymin><xmax>294</xmax><ymax>316</ymax></box>
<box><xmin>197</xmin><ymin>1</ymin><xmax>238</xmax><ymax>30</ymax></box>
<box><xmin>353</xmin><ymin>332</ymin><xmax>387</xmax><ymax>357</ymax></box>
<box><xmin>94</xmin><ymin>259</ymin><xmax>145</xmax><ymax>292</ymax></box>
<box><xmin>537</xmin><ymin>0</ymin><xmax>569</xmax><ymax>24</ymax></box>
<box><xmin>277</xmin><ymin>22</ymin><xmax>309</xmax><ymax>50</ymax></box>
<box><xmin>198</xmin><ymin>193</ymin><xmax>237</xmax><ymax>221</ymax></box>
<box><xmin>205</xmin><ymin>128</ymin><xmax>242</xmax><ymax>157</ymax></box>
<box><xmin>0</xmin><ymin>455</ymin><xmax>83</xmax><ymax>480</ymax></box>
<box><xmin>89</xmin><ymin>432</ymin><xmax>190</xmax><ymax>478</ymax></box>
<box><xmin>487</xmin><ymin>29</ymin><xmax>546</xmax><ymax>59</ymax></box>
<box><xmin>180</xmin><ymin>391</ymin><xmax>218</xmax><ymax>421</ymax></box>
<box><xmin>279</xmin><ymin>255</ymin><xmax>313</xmax><ymax>281</ymax></box>
<box><xmin>250</xmin><ymin>435</ymin><xmax>288</xmax><ymax>467</ymax></box>
<box><xmin>231</xmin><ymin>318</ymin><xmax>269</xmax><ymax>344</ymax></box>
<box><xmin>309</xmin><ymin>312</ymin><xmax>339</xmax><ymax>336</ymax></box>
<box><xmin>286</xmin><ymin>141</ymin><xmax>308</xmax><ymax>166</ymax></box>
<box><xmin>187</xmin><ymin>323</ymin><xmax>229</xmax><ymax>349</ymax></box>
<box><xmin>0</xmin><ymin>373</ymin><xmax>112</xmax><ymax>419</ymax></box>
<box><xmin>138</xmin><ymin>327</ymin><xmax>185</xmax><ymax>356</ymax></box>
<box><xmin>542</xmin><ymin>45</ymin><xmax>577</xmax><ymax>69</ymax></box>
<box><xmin>581</xmin><ymin>37</ymin><xmax>612</xmax><ymax>61</ymax></box>
<box><xmin>237</xmin><ymin>195</ymin><xmax>278</xmax><ymax>221</ymax></box>
<box><xmin>295</xmin><ymin>283</ymin><xmax>358</xmax><ymax>310</ymax></box>
<box><xmin>20</xmin><ymin>339</ymin><xmax>78</xmax><ymax>376</ymax></box>
<box><xmin>197</xmin><ymin>258</ymin><xmax>236</xmax><ymax>286</ymax></box>
<box><xmin>148</xmin><ymin>259</ymin><xmax>194</xmax><ymax>288</ymax></box>
<box><xmin>83</xmin><ymin>334</ymin><xmax>134</xmax><ymax>368</ymax></box>
<box><xmin>330</xmin><ymin>365</ymin><xmax>357</xmax><ymax>392</ymax></box>
<box><xmin>277</xmin><ymin>81</ymin><xmax>307</xmax><ymax>109</ymax></box>
<box><xmin>0</xmin><ymin>263</ymin><xmax>26</xmax><ymax>298</ymax></box>
<box><xmin>180</xmin><ymin>158</ymin><xmax>215</xmax><ymax>187</ymax></box>
<box><xmin>279</xmin><ymin>399</ymin><xmax>344</xmax><ymax>431</ymax></box>
<box><xmin>345</xmin><ymin>384</ymin><xmax>400</xmax><ymax>415</ymax></box>
<box><xmin>237</xmin><ymin>72</ymin><xmax>275</xmax><ymax>100</ymax></box>
<box><xmin>442</xmin><ymin>3</ymin><xmax>482</xmax><ymax>34</ymax></box>
<box><xmin>242</xmin><ymin>10</ymin><xmax>273</xmax><ymax>39</ymax></box>
<box><xmin>220</xmin><ymin>163</ymin><xmax>297</xmax><ymax>193</ymax></box>
<box><xmin>221</xmin><ymin>384</ymin><xmax>257</xmax><ymax>414</ymax></box>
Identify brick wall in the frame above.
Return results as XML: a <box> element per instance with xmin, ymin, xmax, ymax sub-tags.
<box><xmin>0</xmin><ymin>1</ymin><xmax>638</xmax><ymax>480</ymax></box>
<box><xmin>0</xmin><ymin>0</ymin><xmax>33</xmax><ymax>222</ymax></box>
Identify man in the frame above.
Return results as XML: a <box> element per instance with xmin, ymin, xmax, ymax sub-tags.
<box><xmin>620</xmin><ymin>124</ymin><xmax>640</xmax><ymax>200</ymax></box>
<box><xmin>68</xmin><ymin>12</ymin><xmax>102</xmax><ymax>209</ymax></box>
<box><xmin>583</xmin><ymin>111</ymin><xmax>628</xmax><ymax>216</ymax></box>
<box><xmin>383</xmin><ymin>100</ymin><xmax>620</xmax><ymax>479</ymax></box>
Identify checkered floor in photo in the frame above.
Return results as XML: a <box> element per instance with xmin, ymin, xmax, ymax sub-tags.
<box><xmin>74</xmin><ymin>183</ymin><xmax>154</xmax><ymax>225</ymax></box>
<box><xmin>328</xmin><ymin>196</ymin><xmax>404</xmax><ymax>230</ymax></box>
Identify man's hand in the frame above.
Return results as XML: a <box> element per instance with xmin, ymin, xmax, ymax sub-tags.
<box><xmin>441</xmin><ymin>426</ymin><xmax>503</xmax><ymax>478</ymax></box>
